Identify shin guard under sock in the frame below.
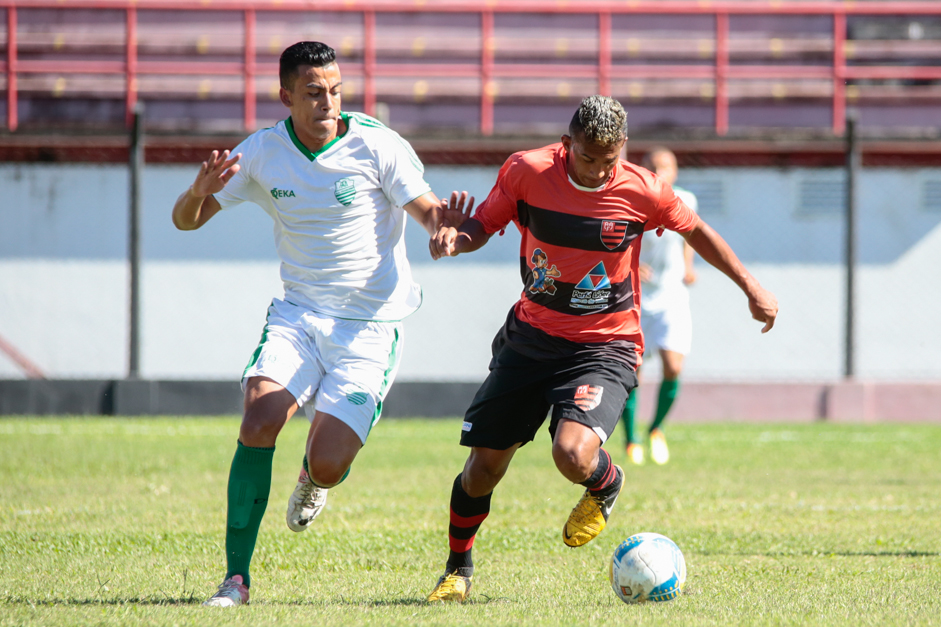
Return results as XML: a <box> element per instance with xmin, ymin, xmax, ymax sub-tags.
<box><xmin>225</xmin><ymin>440</ymin><xmax>274</xmax><ymax>588</ymax></box>
<box><xmin>446</xmin><ymin>473</ymin><xmax>491</xmax><ymax>576</ymax></box>
<box><xmin>581</xmin><ymin>448</ymin><xmax>616</xmax><ymax>494</ymax></box>
<box><xmin>621</xmin><ymin>390</ymin><xmax>640</xmax><ymax>445</ymax></box>
<box><xmin>650</xmin><ymin>379</ymin><xmax>680</xmax><ymax>433</ymax></box>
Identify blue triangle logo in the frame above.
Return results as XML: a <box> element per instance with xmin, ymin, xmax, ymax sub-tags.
<box><xmin>574</xmin><ymin>262</ymin><xmax>611</xmax><ymax>290</ymax></box>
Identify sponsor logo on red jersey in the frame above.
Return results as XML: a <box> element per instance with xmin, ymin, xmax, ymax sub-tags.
<box><xmin>600</xmin><ymin>220</ymin><xmax>630</xmax><ymax>250</ymax></box>
<box><xmin>570</xmin><ymin>262</ymin><xmax>611</xmax><ymax>311</ymax></box>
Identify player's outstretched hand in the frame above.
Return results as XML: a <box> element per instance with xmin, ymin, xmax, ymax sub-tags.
<box><xmin>430</xmin><ymin>191</ymin><xmax>475</xmax><ymax>260</ymax></box>
<box><xmin>191</xmin><ymin>150</ymin><xmax>241</xmax><ymax>197</ymax></box>
<box><xmin>440</xmin><ymin>190</ymin><xmax>475</xmax><ymax>229</ymax></box>
<box><xmin>440</xmin><ymin>190</ymin><xmax>474</xmax><ymax>229</ymax></box>
<box><xmin>748</xmin><ymin>286</ymin><xmax>778</xmax><ymax>333</ymax></box>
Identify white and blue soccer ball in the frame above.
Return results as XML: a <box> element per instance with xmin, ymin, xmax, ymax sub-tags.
<box><xmin>609</xmin><ymin>532</ymin><xmax>686</xmax><ymax>604</ymax></box>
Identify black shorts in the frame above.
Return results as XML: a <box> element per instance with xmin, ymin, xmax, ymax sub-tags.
<box><xmin>461</xmin><ymin>339</ymin><xmax>638</xmax><ymax>451</ymax></box>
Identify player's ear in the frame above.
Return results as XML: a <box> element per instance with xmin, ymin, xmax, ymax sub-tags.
<box><xmin>279</xmin><ymin>86</ymin><xmax>293</xmax><ymax>108</ymax></box>
<box><xmin>561</xmin><ymin>134</ymin><xmax>572</xmax><ymax>152</ymax></box>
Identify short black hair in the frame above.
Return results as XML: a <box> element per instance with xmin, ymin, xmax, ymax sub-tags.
<box><xmin>279</xmin><ymin>41</ymin><xmax>337</xmax><ymax>89</ymax></box>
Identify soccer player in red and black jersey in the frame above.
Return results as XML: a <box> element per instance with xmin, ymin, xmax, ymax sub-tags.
<box><xmin>425</xmin><ymin>96</ymin><xmax>778</xmax><ymax>602</ymax></box>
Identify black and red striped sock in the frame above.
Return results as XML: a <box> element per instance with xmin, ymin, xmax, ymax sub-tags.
<box><xmin>581</xmin><ymin>447</ymin><xmax>616</xmax><ymax>494</ymax></box>
<box><xmin>445</xmin><ymin>473</ymin><xmax>491</xmax><ymax>577</ymax></box>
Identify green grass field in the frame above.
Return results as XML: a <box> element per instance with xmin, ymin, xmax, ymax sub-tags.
<box><xmin>1</xmin><ymin>417</ymin><xmax>940</xmax><ymax>626</ymax></box>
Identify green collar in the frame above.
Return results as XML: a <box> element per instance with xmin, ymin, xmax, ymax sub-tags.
<box><xmin>285</xmin><ymin>113</ymin><xmax>350</xmax><ymax>161</ymax></box>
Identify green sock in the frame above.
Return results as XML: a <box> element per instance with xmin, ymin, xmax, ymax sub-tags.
<box><xmin>225</xmin><ymin>440</ymin><xmax>275</xmax><ymax>588</ymax></box>
<box><xmin>621</xmin><ymin>389</ymin><xmax>640</xmax><ymax>445</ymax></box>
<box><xmin>650</xmin><ymin>379</ymin><xmax>681</xmax><ymax>433</ymax></box>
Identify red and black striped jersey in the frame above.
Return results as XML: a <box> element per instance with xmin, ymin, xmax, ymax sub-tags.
<box><xmin>474</xmin><ymin>143</ymin><xmax>698</xmax><ymax>361</ymax></box>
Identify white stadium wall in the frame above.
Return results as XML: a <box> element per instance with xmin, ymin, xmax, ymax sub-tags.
<box><xmin>1</xmin><ymin>163</ymin><xmax>940</xmax><ymax>384</ymax></box>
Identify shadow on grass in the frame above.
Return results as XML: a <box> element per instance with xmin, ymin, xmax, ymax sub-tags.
<box><xmin>3</xmin><ymin>596</ymin><xmax>203</xmax><ymax>606</ymax></box>
<box><xmin>276</xmin><ymin>595</ymin><xmax>511</xmax><ymax>607</ymax></box>
<box><xmin>361</xmin><ymin>595</ymin><xmax>512</xmax><ymax>607</ymax></box>
<box><xmin>802</xmin><ymin>551</ymin><xmax>941</xmax><ymax>558</ymax></box>
<box><xmin>4</xmin><ymin>594</ymin><xmax>513</xmax><ymax>608</ymax></box>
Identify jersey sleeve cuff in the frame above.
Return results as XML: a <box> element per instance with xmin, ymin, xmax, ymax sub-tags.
<box><xmin>400</xmin><ymin>184</ymin><xmax>433</xmax><ymax>208</ymax></box>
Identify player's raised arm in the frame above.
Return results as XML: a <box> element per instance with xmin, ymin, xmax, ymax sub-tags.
<box><xmin>172</xmin><ymin>149</ymin><xmax>241</xmax><ymax>231</ymax></box>
<box><xmin>681</xmin><ymin>218</ymin><xmax>778</xmax><ymax>333</ymax></box>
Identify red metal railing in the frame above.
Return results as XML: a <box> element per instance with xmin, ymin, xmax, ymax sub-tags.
<box><xmin>125</xmin><ymin>5</ymin><xmax>135</xmax><ymax>127</ymax></box>
<box><xmin>2</xmin><ymin>0</ymin><xmax>941</xmax><ymax>136</ymax></box>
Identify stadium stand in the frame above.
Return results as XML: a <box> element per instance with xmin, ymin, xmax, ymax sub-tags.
<box><xmin>2</xmin><ymin>0</ymin><xmax>940</xmax><ymax>141</ymax></box>
<box><xmin>2</xmin><ymin>2</ymin><xmax>941</xmax><ymax>419</ymax></box>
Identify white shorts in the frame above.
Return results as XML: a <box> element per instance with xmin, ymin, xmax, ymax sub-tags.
<box><xmin>641</xmin><ymin>304</ymin><xmax>692</xmax><ymax>356</ymax></box>
<box><xmin>241</xmin><ymin>298</ymin><xmax>403</xmax><ymax>444</ymax></box>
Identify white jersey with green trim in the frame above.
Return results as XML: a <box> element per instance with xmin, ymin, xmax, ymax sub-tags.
<box><xmin>214</xmin><ymin>112</ymin><xmax>432</xmax><ymax>321</ymax></box>
<box><xmin>639</xmin><ymin>186</ymin><xmax>698</xmax><ymax>313</ymax></box>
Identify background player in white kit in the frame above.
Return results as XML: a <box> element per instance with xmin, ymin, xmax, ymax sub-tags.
<box><xmin>621</xmin><ymin>147</ymin><xmax>697</xmax><ymax>466</ymax></box>
<box><xmin>171</xmin><ymin>41</ymin><xmax>470</xmax><ymax>607</ymax></box>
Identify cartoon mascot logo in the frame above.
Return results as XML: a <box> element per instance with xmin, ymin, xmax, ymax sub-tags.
<box><xmin>529</xmin><ymin>248</ymin><xmax>562</xmax><ymax>296</ymax></box>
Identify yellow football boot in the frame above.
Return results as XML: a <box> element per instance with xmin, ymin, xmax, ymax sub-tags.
<box><xmin>427</xmin><ymin>570</ymin><xmax>472</xmax><ymax>603</ymax></box>
<box><xmin>626</xmin><ymin>442</ymin><xmax>645</xmax><ymax>465</ymax></box>
<box><xmin>563</xmin><ymin>465</ymin><xmax>625</xmax><ymax>547</ymax></box>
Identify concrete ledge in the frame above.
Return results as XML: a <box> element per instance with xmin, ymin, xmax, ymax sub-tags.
<box><xmin>0</xmin><ymin>379</ymin><xmax>114</xmax><ymax>415</ymax></box>
<box><xmin>0</xmin><ymin>379</ymin><xmax>940</xmax><ymax>421</ymax></box>
<box><xmin>824</xmin><ymin>382</ymin><xmax>941</xmax><ymax>423</ymax></box>
<box><xmin>657</xmin><ymin>382</ymin><xmax>941</xmax><ymax>423</ymax></box>
<box><xmin>382</xmin><ymin>382</ymin><xmax>480</xmax><ymax>418</ymax></box>
<box><xmin>112</xmin><ymin>380</ymin><xmax>243</xmax><ymax>416</ymax></box>
<box><xmin>659</xmin><ymin>383</ymin><xmax>828</xmax><ymax>423</ymax></box>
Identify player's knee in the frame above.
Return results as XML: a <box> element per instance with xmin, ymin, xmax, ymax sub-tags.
<box><xmin>306</xmin><ymin>457</ymin><xmax>348</xmax><ymax>488</ymax></box>
<box><xmin>463</xmin><ymin>461</ymin><xmax>505</xmax><ymax>496</ymax></box>
<box><xmin>661</xmin><ymin>353</ymin><xmax>685</xmax><ymax>379</ymax></box>
<box><xmin>662</xmin><ymin>365</ymin><xmax>682</xmax><ymax>380</ymax></box>
<box><xmin>551</xmin><ymin>441</ymin><xmax>594</xmax><ymax>482</ymax></box>
<box><xmin>239</xmin><ymin>407</ymin><xmax>286</xmax><ymax>447</ymax></box>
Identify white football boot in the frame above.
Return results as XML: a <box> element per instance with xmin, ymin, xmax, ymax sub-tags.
<box><xmin>202</xmin><ymin>575</ymin><xmax>249</xmax><ymax>607</ymax></box>
<box><xmin>286</xmin><ymin>467</ymin><xmax>328</xmax><ymax>532</ymax></box>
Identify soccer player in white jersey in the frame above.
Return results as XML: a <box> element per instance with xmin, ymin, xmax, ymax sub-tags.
<box><xmin>171</xmin><ymin>41</ymin><xmax>470</xmax><ymax>607</ymax></box>
<box><xmin>621</xmin><ymin>147</ymin><xmax>697</xmax><ymax>466</ymax></box>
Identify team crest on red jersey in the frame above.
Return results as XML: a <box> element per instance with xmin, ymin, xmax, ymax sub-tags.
<box><xmin>573</xmin><ymin>384</ymin><xmax>604</xmax><ymax>411</ymax></box>
<box><xmin>600</xmin><ymin>220</ymin><xmax>629</xmax><ymax>250</ymax></box>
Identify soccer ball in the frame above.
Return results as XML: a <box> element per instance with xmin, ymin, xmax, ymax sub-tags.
<box><xmin>609</xmin><ymin>532</ymin><xmax>686</xmax><ymax>604</ymax></box>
